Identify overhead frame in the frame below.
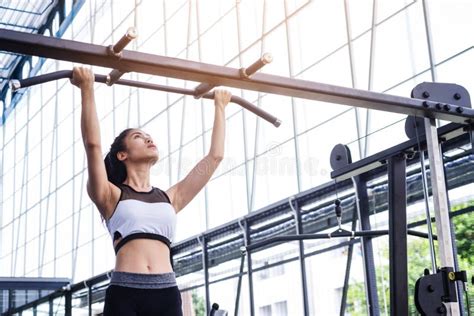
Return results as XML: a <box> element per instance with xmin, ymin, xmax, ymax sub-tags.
<box><xmin>0</xmin><ymin>29</ymin><xmax>473</xmax><ymax>124</ymax></box>
<box><xmin>0</xmin><ymin>28</ymin><xmax>472</xmax><ymax>316</ymax></box>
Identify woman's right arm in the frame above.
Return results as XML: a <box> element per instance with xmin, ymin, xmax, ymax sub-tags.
<box><xmin>72</xmin><ymin>67</ymin><xmax>118</xmax><ymax>218</ymax></box>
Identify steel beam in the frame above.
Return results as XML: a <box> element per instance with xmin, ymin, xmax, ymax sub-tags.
<box><xmin>331</xmin><ymin>122</ymin><xmax>466</xmax><ymax>181</ymax></box>
<box><xmin>0</xmin><ymin>277</ymin><xmax>70</xmax><ymax>290</ymax></box>
<box><xmin>245</xmin><ymin>221</ymin><xmax>255</xmax><ymax>316</ymax></box>
<box><xmin>339</xmin><ymin>210</ymin><xmax>357</xmax><ymax>316</ymax></box>
<box><xmin>200</xmin><ymin>236</ymin><xmax>211</xmax><ymax>316</ymax></box>
<box><xmin>388</xmin><ymin>154</ymin><xmax>408</xmax><ymax>316</ymax></box>
<box><xmin>353</xmin><ymin>176</ymin><xmax>380</xmax><ymax>316</ymax></box>
<box><xmin>424</xmin><ymin>118</ymin><xmax>460</xmax><ymax>315</ymax></box>
<box><xmin>291</xmin><ymin>198</ymin><xmax>310</xmax><ymax>316</ymax></box>
<box><xmin>1</xmin><ymin>29</ymin><xmax>473</xmax><ymax>124</ymax></box>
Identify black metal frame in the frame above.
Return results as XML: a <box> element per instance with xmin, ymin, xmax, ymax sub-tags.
<box><xmin>0</xmin><ymin>277</ymin><xmax>70</xmax><ymax>315</ymax></box>
<box><xmin>387</xmin><ymin>154</ymin><xmax>409</xmax><ymax>315</ymax></box>
<box><xmin>291</xmin><ymin>198</ymin><xmax>310</xmax><ymax>316</ymax></box>
<box><xmin>4</xmin><ymin>210</ymin><xmax>471</xmax><ymax>315</ymax></box>
<box><xmin>353</xmin><ymin>176</ymin><xmax>380</xmax><ymax>315</ymax></box>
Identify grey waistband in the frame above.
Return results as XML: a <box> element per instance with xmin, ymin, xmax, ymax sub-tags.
<box><xmin>110</xmin><ymin>271</ymin><xmax>177</xmax><ymax>289</ymax></box>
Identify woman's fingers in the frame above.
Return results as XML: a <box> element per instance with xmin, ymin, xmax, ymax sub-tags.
<box><xmin>71</xmin><ymin>66</ymin><xmax>94</xmax><ymax>89</ymax></box>
<box><xmin>214</xmin><ymin>89</ymin><xmax>232</xmax><ymax>107</ymax></box>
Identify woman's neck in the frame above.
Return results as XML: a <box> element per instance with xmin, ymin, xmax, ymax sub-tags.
<box><xmin>123</xmin><ymin>164</ymin><xmax>152</xmax><ymax>191</ymax></box>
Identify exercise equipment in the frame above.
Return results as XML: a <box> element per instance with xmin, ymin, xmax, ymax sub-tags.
<box><xmin>1</xmin><ymin>26</ymin><xmax>473</xmax><ymax>316</ymax></box>
<box><xmin>415</xmin><ymin>268</ymin><xmax>469</xmax><ymax>315</ymax></box>
<box><xmin>210</xmin><ymin>302</ymin><xmax>228</xmax><ymax>316</ymax></box>
<box><xmin>8</xmin><ymin>27</ymin><xmax>282</xmax><ymax>128</ymax></box>
<box><xmin>1</xmin><ymin>28</ymin><xmax>474</xmax><ymax>124</ymax></box>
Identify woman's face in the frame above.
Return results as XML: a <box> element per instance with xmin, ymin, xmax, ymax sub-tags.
<box><xmin>120</xmin><ymin>129</ymin><xmax>159</xmax><ymax>165</ymax></box>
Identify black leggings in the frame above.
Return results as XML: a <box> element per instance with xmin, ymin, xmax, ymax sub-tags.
<box><xmin>103</xmin><ymin>284</ymin><xmax>183</xmax><ymax>316</ymax></box>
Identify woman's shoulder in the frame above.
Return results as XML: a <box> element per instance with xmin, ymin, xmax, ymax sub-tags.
<box><xmin>154</xmin><ymin>186</ymin><xmax>172</xmax><ymax>204</ymax></box>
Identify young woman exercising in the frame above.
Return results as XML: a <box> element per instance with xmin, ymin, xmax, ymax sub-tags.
<box><xmin>72</xmin><ymin>66</ymin><xmax>231</xmax><ymax>315</ymax></box>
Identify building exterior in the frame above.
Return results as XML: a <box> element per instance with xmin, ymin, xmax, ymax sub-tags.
<box><xmin>0</xmin><ymin>0</ymin><xmax>473</xmax><ymax>315</ymax></box>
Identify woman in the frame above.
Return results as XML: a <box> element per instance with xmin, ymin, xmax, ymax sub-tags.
<box><xmin>72</xmin><ymin>66</ymin><xmax>231</xmax><ymax>315</ymax></box>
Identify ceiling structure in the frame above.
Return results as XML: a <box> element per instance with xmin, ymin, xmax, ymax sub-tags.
<box><xmin>0</xmin><ymin>0</ymin><xmax>83</xmax><ymax>124</ymax></box>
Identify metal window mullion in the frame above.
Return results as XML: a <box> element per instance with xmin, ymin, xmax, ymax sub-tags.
<box><xmin>135</xmin><ymin>0</ymin><xmax>142</xmax><ymax>127</ymax></box>
<box><xmin>15</xmin><ymin>106</ymin><xmax>29</xmax><ymax>276</ymax></box>
<box><xmin>23</xmin><ymin>85</ymin><xmax>31</xmax><ymax>277</ymax></box>
<box><xmin>110</xmin><ymin>1</ymin><xmax>117</xmax><ymax>138</ymax></box>
<box><xmin>91</xmin><ymin>200</ymin><xmax>95</xmax><ymax>276</ymax></box>
<box><xmin>284</xmin><ymin>0</ymin><xmax>302</xmax><ymax>193</ymax></box>
<box><xmin>11</xmin><ymin>106</ymin><xmax>17</xmax><ymax>276</ymax></box>
<box><xmin>39</xmin><ymin>61</ymin><xmax>58</xmax><ymax>275</ymax></box>
<box><xmin>13</xmin><ymin>111</ymin><xmax>27</xmax><ymax>275</ymax></box>
<box><xmin>364</xmin><ymin>0</ymin><xmax>378</xmax><ymax>158</ymax></box>
<box><xmin>235</xmin><ymin>0</ymin><xmax>252</xmax><ymax>213</ymax></box>
<box><xmin>71</xmin><ymin>16</ymin><xmax>76</xmax><ymax>282</ymax></box>
<box><xmin>163</xmin><ymin>1</ymin><xmax>174</xmax><ymax>193</ymax></box>
<box><xmin>421</xmin><ymin>0</ymin><xmax>441</xmax><ymax>128</ymax></box>
<box><xmin>177</xmin><ymin>0</ymin><xmax>192</xmax><ymax>181</ymax></box>
<box><xmin>38</xmin><ymin>84</ymin><xmax>44</xmax><ymax>276</ymax></box>
<box><xmin>344</xmin><ymin>0</ymin><xmax>364</xmax><ymax>160</ymax></box>
<box><xmin>291</xmin><ymin>197</ymin><xmax>309</xmax><ymax>316</ymax></box>
<box><xmin>0</xmin><ymin>97</ymin><xmax>5</xmax><ymax>269</ymax></box>
<box><xmin>71</xmin><ymin>121</ymin><xmax>76</xmax><ymax>277</ymax></box>
<box><xmin>194</xmin><ymin>0</ymin><xmax>211</xmax><ymax>230</ymax></box>
<box><xmin>421</xmin><ymin>0</ymin><xmax>437</xmax><ymax>82</ymax></box>
<box><xmin>54</xmin><ymin>73</ymin><xmax>59</xmax><ymax>277</ymax></box>
<box><xmin>133</xmin><ymin>0</ymin><xmax>141</xmax><ymax>126</ymax></box>
<box><xmin>249</xmin><ymin>0</ymin><xmax>267</xmax><ymax>211</ymax></box>
<box><xmin>71</xmin><ymin>151</ymin><xmax>87</xmax><ymax>281</ymax></box>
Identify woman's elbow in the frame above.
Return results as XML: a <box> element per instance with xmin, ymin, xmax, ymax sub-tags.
<box><xmin>209</xmin><ymin>154</ymin><xmax>224</xmax><ymax>164</ymax></box>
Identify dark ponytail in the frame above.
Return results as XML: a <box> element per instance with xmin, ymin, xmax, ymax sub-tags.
<box><xmin>104</xmin><ymin>128</ymin><xmax>134</xmax><ymax>186</ymax></box>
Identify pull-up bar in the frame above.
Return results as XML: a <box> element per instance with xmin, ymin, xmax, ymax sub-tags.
<box><xmin>10</xmin><ymin>70</ymin><xmax>282</xmax><ymax>127</ymax></box>
<box><xmin>6</xmin><ymin>27</ymin><xmax>281</xmax><ymax>127</ymax></box>
<box><xmin>1</xmin><ymin>29</ymin><xmax>473</xmax><ymax>124</ymax></box>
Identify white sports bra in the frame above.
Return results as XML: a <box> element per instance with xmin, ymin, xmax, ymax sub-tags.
<box><xmin>106</xmin><ymin>183</ymin><xmax>177</xmax><ymax>255</ymax></box>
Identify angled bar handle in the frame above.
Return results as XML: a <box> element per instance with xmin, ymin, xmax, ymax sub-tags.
<box><xmin>10</xmin><ymin>70</ymin><xmax>282</xmax><ymax>127</ymax></box>
<box><xmin>202</xmin><ymin>92</ymin><xmax>281</xmax><ymax>127</ymax></box>
<box><xmin>10</xmin><ymin>70</ymin><xmax>73</xmax><ymax>90</ymax></box>
<box><xmin>106</xmin><ymin>27</ymin><xmax>138</xmax><ymax>86</ymax></box>
<box><xmin>108</xmin><ymin>27</ymin><xmax>138</xmax><ymax>58</ymax></box>
<box><xmin>106</xmin><ymin>69</ymin><xmax>127</xmax><ymax>86</ymax></box>
<box><xmin>193</xmin><ymin>82</ymin><xmax>214</xmax><ymax>99</ymax></box>
<box><xmin>9</xmin><ymin>71</ymin><xmax>108</xmax><ymax>90</ymax></box>
<box><xmin>240</xmin><ymin>53</ymin><xmax>272</xmax><ymax>79</ymax></box>
<box><xmin>193</xmin><ymin>53</ymin><xmax>272</xmax><ymax>99</ymax></box>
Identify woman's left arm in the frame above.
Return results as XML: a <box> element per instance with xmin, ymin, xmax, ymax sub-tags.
<box><xmin>166</xmin><ymin>89</ymin><xmax>232</xmax><ymax>213</ymax></box>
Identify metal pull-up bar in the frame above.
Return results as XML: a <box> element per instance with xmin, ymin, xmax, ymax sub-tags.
<box><xmin>1</xmin><ymin>29</ymin><xmax>473</xmax><ymax>124</ymax></box>
<box><xmin>7</xmin><ymin>27</ymin><xmax>281</xmax><ymax>127</ymax></box>
<box><xmin>9</xmin><ymin>70</ymin><xmax>282</xmax><ymax>127</ymax></box>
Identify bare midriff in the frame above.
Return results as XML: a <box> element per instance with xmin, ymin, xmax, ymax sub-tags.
<box><xmin>113</xmin><ymin>238</ymin><xmax>173</xmax><ymax>274</ymax></box>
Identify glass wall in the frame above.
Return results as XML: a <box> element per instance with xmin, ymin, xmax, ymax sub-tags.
<box><xmin>1</xmin><ymin>0</ymin><xmax>473</xmax><ymax>314</ymax></box>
